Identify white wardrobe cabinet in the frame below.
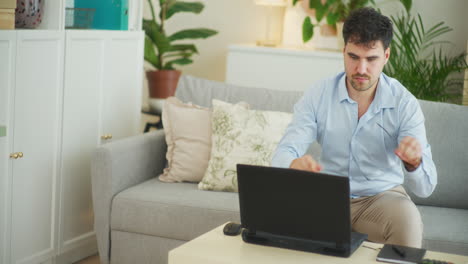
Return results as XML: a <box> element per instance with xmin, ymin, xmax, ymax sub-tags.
<box><xmin>59</xmin><ymin>30</ymin><xmax>143</xmax><ymax>262</ymax></box>
<box><xmin>0</xmin><ymin>31</ymin><xmax>64</xmax><ymax>264</ymax></box>
<box><xmin>0</xmin><ymin>30</ymin><xmax>143</xmax><ymax>264</ymax></box>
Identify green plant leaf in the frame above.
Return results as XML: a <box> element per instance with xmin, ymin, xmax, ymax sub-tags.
<box><xmin>385</xmin><ymin>11</ymin><xmax>468</xmax><ymax>103</ymax></box>
<box><xmin>167</xmin><ymin>57</ymin><xmax>193</xmax><ymax>65</ymax></box>
<box><xmin>144</xmin><ymin>36</ymin><xmax>159</xmax><ymax>69</ymax></box>
<box><xmin>163</xmin><ymin>51</ymin><xmax>195</xmax><ymax>59</ymax></box>
<box><xmin>143</xmin><ymin>19</ymin><xmax>172</xmax><ymax>69</ymax></box>
<box><xmin>159</xmin><ymin>0</ymin><xmax>176</xmax><ymax>21</ymax></box>
<box><xmin>326</xmin><ymin>11</ymin><xmax>340</xmax><ymax>25</ymax></box>
<box><xmin>302</xmin><ymin>17</ymin><xmax>314</xmax><ymax>42</ymax></box>
<box><xmin>400</xmin><ymin>0</ymin><xmax>412</xmax><ymax>13</ymax></box>
<box><xmin>168</xmin><ymin>28</ymin><xmax>218</xmax><ymax>42</ymax></box>
<box><xmin>143</xmin><ymin>21</ymin><xmax>172</xmax><ymax>54</ymax></box>
<box><xmin>166</xmin><ymin>1</ymin><xmax>204</xmax><ymax>20</ymax></box>
<box><xmin>314</xmin><ymin>1</ymin><xmax>328</xmax><ymax>22</ymax></box>
<box><xmin>170</xmin><ymin>44</ymin><xmax>199</xmax><ymax>53</ymax></box>
<box><xmin>293</xmin><ymin>0</ymin><xmax>299</xmax><ymax>5</ymax></box>
<box><xmin>163</xmin><ymin>57</ymin><xmax>194</xmax><ymax>69</ymax></box>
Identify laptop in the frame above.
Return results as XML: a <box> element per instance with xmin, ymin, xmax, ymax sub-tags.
<box><xmin>236</xmin><ymin>164</ymin><xmax>367</xmax><ymax>258</ymax></box>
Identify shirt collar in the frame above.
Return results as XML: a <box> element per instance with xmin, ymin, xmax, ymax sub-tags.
<box><xmin>338</xmin><ymin>73</ymin><xmax>396</xmax><ymax>110</ymax></box>
<box><xmin>338</xmin><ymin>74</ymin><xmax>352</xmax><ymax>103</ymax></box>
<box><xmin>373</xmin><ymin>73</ymin><xmax>396</xmax><ymax>112</ymax></box>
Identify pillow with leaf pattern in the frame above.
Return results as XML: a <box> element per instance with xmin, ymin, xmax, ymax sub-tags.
<box><xmin>198</xmin><ymin>99</ymin><xmax>292</xmax><ymax>192</ymax></box>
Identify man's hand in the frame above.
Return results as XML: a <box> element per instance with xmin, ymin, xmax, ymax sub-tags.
<box><xmin>394</xmin><ymin>136</ymin><xmax>422</xmax><ymax>172</ymax></box>
<box><xmin>290</xmin><ymin>155</ymin><xmax>322</xmax><ymax>172</ymax></box>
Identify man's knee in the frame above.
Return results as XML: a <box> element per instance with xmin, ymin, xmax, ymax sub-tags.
<box><xmin>384</xmin><ymin>197</ymin><xmax>423</xmax><ymax>247</ymax></box>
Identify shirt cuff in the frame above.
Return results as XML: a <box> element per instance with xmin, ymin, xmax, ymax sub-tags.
<box><xmin>271</xmin><ymin>154</ymin><xmax>295</xmax><ymax>169</ymax></box>
<box><xmin>404</xmin><ymin>160</ymin><xmax>424</xmax><ymax>179</ymax></box>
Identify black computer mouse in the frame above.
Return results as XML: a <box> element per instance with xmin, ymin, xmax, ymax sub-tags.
<box><xmin>223</xmin><ymin>222</ymin><xmax>242</xmax><ymax>236</ymax></box>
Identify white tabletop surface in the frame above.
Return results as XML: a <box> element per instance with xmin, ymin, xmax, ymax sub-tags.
<box><xmin>169</xmin><ymin>224</ymin><xmax>468</xmax><ymax>264</ymax></box>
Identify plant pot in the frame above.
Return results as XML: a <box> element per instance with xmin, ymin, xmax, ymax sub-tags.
<box><xmin>300</xmin><ymin>0</ymin><xmax>327</xmax><ymax>16</ymax></box>
<box><xmin>146</xmin><ymin>70</ymin><xmax>181</xmax><ymax>99</ymax></box>
<box><xmin>146</xmin><ymin>70</ymin><xmax>181</xmax><ymax>114</ymax></box>
<box><xmin>300</xmin><ymin>0</ymin><xmax>315</xmax><ymax>16</ymax></box>
<box><xmin>320</xmin><ymin>24</ymin><xmax>337</xmax><ymax>36</ymax></box>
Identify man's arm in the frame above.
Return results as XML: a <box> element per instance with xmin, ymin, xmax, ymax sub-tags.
<box><xmin>271</xmin><ymin>88</ymin><xmax>320</xmax><ymax>169</ymax></box>
<box><xmin>397</xmin><ymin>98</ymin><xmax>437</xmax><ymax>198</ymax></box>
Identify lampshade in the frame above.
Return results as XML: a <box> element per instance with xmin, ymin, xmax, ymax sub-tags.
<box><xmin>255</xmin><ymin>0</ymin><xmax>287</xmax><ymax>6</ymax></box>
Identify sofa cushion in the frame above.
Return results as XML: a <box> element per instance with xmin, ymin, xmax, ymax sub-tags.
<box><xmin>418</xmin><ymin>205</ymin><xmax>468</xmax><ymax>255</ymax></box>
<box><xmin>199</xmin><ymin>99</ymin><xmax>292</xmax><ymax>192</ymax></box>
<box><xmin>175</xmin><ymin>75</ymin><xmax>303</xmax><ymax>112</ymax></box>
<box><xmin>404</xmin><ymin>100</ymin><xmax>468</xmax><ymax>210</ymax></box>
<box><xmin>159</xmin><ymin>97</ymin><xmax>212</xmax><ymax>183</ymax></box>
<box><xmin>111</xmin><ymin>178</ymin><xmax>240</xmax><ymax>241</ymax></box>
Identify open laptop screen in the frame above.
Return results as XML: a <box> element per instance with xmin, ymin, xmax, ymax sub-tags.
<box><xmin>237</xmin><ymin>164</ymin><xmax>351</xmax><ymax>245</ymax></box>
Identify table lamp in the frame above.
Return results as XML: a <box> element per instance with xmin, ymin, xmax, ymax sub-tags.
<box><xmin>255</xmin><ymin>0</ymin><xmax>287</xmax><ymax>47</ymax></box>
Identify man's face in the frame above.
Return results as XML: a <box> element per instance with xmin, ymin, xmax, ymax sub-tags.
<box><xmin>343</xmin><ymin>41</ymin><xmax>390</xmax><ymax>93</ymax></box>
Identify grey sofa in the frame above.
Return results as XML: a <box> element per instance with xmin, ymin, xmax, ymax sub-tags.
<box><xmin>91</xmin><ymin>75</ymin><xmax>468</xmax><ymax>264</ymax></box>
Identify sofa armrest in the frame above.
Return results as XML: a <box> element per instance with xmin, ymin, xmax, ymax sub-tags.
<box><xmin>91</xmin><ymin>130</ymin><xmax>167</xmax><ymax>264</ymax></box>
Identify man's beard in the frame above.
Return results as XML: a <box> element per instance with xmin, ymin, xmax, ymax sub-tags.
<box><xmin>349</xmin><ymin>74</ymin><xmax>376</xmax><ymax>92</ymax></box>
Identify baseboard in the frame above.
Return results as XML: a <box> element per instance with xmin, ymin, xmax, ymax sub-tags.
<box><xmin>56</xmin><ymin>232</ymin><xmax>98</xmax><ymax>264</ymax></box>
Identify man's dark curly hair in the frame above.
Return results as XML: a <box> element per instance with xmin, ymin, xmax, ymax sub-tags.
<box><xmin>343</xmin><ymin>7</ymin><xmax>393</xmax><ymax>50</ymax></box>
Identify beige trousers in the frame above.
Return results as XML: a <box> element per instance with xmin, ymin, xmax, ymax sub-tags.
<box><xmin>351</xmin><ymin>185</ymin><xmax>423</xmax><ymax>248</ymax></box>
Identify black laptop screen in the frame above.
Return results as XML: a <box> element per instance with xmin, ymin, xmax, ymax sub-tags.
<box><xmin>237</xmin><ymin>164</ymin><xmax>351</xmax><ymax>244</ymax></box>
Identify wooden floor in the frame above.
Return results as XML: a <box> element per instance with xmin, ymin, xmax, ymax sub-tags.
<box><xmin>75</xmin><ymin>255</ymin><xmax>100</xmax><ymax>264</ymax></box>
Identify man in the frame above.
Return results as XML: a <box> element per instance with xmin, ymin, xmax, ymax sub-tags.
<box><xmin>271</xmin><ymin>7</ymin><xmax>437</xmax><ymax>248</ymax></box>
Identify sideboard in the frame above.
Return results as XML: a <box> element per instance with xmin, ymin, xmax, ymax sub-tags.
<box><xmin>226</xmin><ymin>44</ymin><xmax>344</xmax><ymax>91</ymax></box>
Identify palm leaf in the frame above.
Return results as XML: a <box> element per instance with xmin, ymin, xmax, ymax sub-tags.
<box><xmin>385</xmin><ymin>11</ymin><xmax>468</xmax><ymax>103</ymax></box>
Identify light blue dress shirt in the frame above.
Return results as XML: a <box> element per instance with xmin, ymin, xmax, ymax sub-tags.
<box><xmin>271</xmin><ymin>72</ymin><xmax>437</xmax><ymax>198</ymax></box>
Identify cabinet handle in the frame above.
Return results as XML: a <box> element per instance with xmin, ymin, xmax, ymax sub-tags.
<box><xmin>18</xmin><ymin>152</ymin><xmax>23</xmax><ymax>158</ymax></box>
<box><xmin>10</xmin><ymin>153</ymin><xmax>19</xmax><ymax>159</ymax></box>
<box><xmin>101</xmin><ymin>134</ymin><xmax>113</xmax><ymax>140</ymax></box>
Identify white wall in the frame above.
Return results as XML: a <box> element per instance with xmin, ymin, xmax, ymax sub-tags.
<box><xmin>142</xmin><ymin>0</ymin><xmax>468</xmax><ymax>103</ymax></box>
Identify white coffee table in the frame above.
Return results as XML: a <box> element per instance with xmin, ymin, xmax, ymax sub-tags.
<box><xmin>169</xmin><ymin>223</ymin><xmax>468</xmax><ymax>264</ymax></box>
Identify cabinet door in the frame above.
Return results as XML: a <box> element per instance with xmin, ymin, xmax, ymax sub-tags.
<box><xmin>11</xmin><ymin>31</ymin><xmax>64</xmax><ymax>264</ymax></box>
<box><xmin>59</xmin><ymin>30</ymin><xmax>144</xmax><ymax>262</ymax></box>
<box><xmin>102</xmin><ymin>31</ymin><xmax>143</xmax><ymax>141</ymax></box>
<box><xmin>59</xmin><ymin>31</ymin><xmax>104</xmax><ymax>260</ymax></box>
<box><xmin>0</xmin><ymin>31</ymin><xmax>16</xmax><ymax>264</ymax></box>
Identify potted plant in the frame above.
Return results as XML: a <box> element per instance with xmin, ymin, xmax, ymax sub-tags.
<box><xmin>293</xmin><ymin>0</ymin><xmax>377</xmax><ymax>43</ymax></box>
<box><xmin>294</xmin><ymin>0</ymin><xmax>412</xmax><ymax>43</ymax></box>
<box><xmin>143</xmin><ymin>0</ymin><xmax>217</xmax><ymax>111</ymax></box>
<box><xmin>384</xmin><ymin>4</ymin><xmax>468</xmax><ymax>103</ymax></box>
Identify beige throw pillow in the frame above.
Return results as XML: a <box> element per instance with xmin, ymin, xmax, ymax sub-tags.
<box><xmin>198</xmin><ymin>99</ymin><xmax>292</xmax><ymax>192</ymax></box>
<box><xmin>158</xmin><ymin>97</ymin><xmax>212</xmax><ymax>183</ymax></box>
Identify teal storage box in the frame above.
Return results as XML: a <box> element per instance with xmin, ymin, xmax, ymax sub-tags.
<box><xmin>74</xmin><ymin>0</ymin><xmax>128</xmax><ymax>30</ymax></box>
